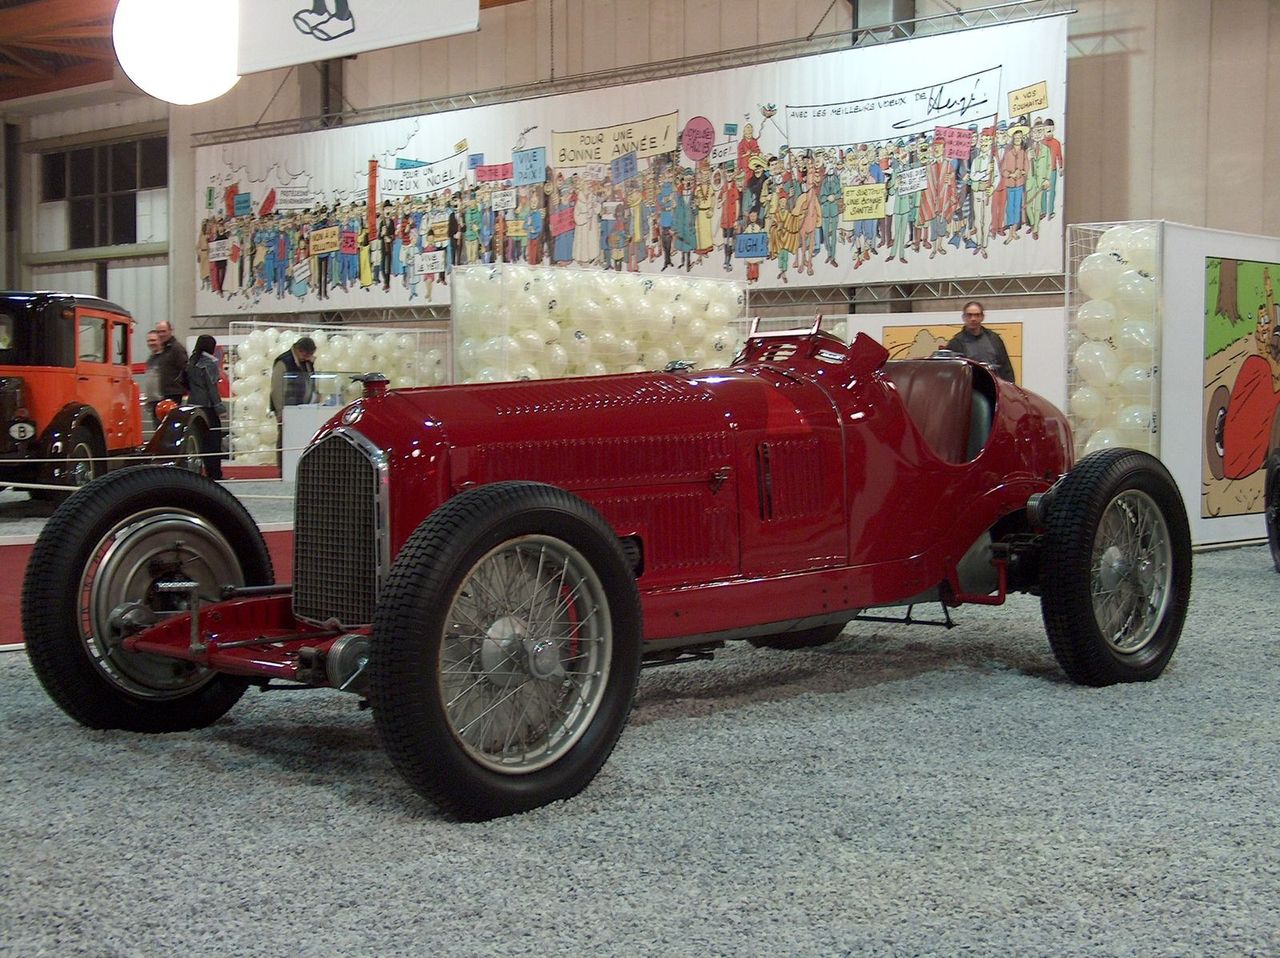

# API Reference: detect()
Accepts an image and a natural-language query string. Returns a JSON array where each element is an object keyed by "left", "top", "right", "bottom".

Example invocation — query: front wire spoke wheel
[
  {"left": 1090, "top": 490, "right": 1172, "bottom": 656},
  {"left": 1041, "top": 449, "right": 1191, "bottom": 687},
  {"left": 441, "top": 535, "right": 610, "bottom": 775}
]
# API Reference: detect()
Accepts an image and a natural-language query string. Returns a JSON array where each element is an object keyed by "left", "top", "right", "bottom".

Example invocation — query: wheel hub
[
  {"left": 479, "top": 615, "right": 527, "bottom": 687},
  {"left": 1098, "top": 544, "right": 1131, "bottom": 592}
]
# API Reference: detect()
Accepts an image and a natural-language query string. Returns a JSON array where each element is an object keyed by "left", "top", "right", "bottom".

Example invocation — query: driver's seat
[{"left": 883, "top": 359, "right": 993, "bottom": 464}]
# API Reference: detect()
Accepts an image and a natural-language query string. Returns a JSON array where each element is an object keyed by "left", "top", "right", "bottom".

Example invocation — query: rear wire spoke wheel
[
  {"left": 1041, "top": 448, "right": 1192, "bottom": 686},
  {"left": 22, "top": 466, "right": 273, "bottom": 731},
  {"left": 370, "top": 482, "right": 642, "bottom": 821}
]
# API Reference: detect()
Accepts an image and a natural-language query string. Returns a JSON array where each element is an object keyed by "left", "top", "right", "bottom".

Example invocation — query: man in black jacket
[
  {"left": 154, "top": 319, "right": 188, "bottom": 404},
  {"left": 946, "top": 301, "right": 1016, "bottom": 383}
]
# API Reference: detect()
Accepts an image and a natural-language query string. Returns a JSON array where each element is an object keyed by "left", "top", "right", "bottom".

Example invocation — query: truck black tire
[
  {"left": 370, "top": 481, "right": 643, "bottom": 821},
  {"left": 22, "top": 466, "right": 273, "bottom": 731},
  {"left": 1040, "top": 448, "right": 1192, "bottom": 686}
]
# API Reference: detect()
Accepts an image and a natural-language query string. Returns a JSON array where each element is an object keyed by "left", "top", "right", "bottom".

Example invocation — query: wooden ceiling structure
[{"left": 0, "top": 0, "right": 525, "bottom": 105}]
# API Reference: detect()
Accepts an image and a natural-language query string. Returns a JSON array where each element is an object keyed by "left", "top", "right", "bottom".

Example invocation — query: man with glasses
[{"left": 946, "top": 301, "right": 1015, "bottom": 383}]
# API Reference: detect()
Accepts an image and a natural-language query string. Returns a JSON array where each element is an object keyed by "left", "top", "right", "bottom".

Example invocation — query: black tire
[
  {"left": 22, "top": 465, "right": 273, "bottom": 732},
  {"left": 1266, "top": 452, "right": 1280, "bottom": 573},
  {"left": 748, "top": 622, "right": 846, "bottom": 650},
  {"left": 1205, "top": 384, "right": 1230, "bottom": 481},
  {"left": 31, "top": 424, "right": 104, "bottom": 501},
  {"left": 1040, "top": 448, "right": 1192, "bottom": 686},
  {"left": 369, "top": 481, "right": 642, "bottom": 821},
  {"left": 179, "top": 421, "right": 207, "bottom": 475}
]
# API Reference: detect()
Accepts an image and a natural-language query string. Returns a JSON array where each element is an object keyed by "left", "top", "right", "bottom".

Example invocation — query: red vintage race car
[{"left": 23, "top": 321, "right": 1192, "bottom": 820}]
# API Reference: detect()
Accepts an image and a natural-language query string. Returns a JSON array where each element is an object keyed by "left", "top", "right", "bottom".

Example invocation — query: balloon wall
[
  {"left": 1066, "top": 222, "right": 1163, "bottom": 457},
  {"left": 225, "top": 322, "right": 450, "bottom": 464},
  {"left": 448, "top": 265, "right": 749, "bottom": 382}
]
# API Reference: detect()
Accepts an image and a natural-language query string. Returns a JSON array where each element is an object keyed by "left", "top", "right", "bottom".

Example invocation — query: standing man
[
  {"left": 154, "top": 319, "right": 188, "bottom": 405},
  {"left": 143, "top": 329, "right": 164, "bottom": 427},
  {"left": 945, "top": 301, "right": 1015, "bottom": 383}
]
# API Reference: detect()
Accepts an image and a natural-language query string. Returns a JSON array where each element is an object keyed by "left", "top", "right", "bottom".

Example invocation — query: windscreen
[{"left": 0, "top": 301, "right": 75, "bottom": 368}]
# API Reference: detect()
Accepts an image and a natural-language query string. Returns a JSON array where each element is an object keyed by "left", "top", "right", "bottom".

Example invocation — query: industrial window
[{"left": 41, "top": 136, "right": 167, "bottom": 249}]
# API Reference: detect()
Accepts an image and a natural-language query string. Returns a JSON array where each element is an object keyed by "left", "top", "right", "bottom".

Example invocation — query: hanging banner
[
  {"left": 238, "top": 0, "right": 479, "bottom": 75},
  {"left": 196, "top": 15, "right": 1068, "bottom": 315}
]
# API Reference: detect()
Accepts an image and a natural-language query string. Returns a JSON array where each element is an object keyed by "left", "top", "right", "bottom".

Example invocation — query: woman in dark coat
[{"left": 186, "top": 335, "right": 227, "bottom": 480}]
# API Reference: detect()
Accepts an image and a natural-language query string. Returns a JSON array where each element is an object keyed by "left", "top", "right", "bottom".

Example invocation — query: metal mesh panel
[{"left": 293, "top": 433, "right": 380, "bottom": 626}]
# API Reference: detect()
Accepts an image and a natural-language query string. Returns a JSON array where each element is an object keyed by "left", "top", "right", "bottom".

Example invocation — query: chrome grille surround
[{"left": 292, "top": 428, "right": 389, "bottom": 628}]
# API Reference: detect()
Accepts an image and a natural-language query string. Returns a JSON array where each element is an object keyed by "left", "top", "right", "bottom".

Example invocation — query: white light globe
[{"left": 114, "top": 0, "right": 239, "bottom": 105}]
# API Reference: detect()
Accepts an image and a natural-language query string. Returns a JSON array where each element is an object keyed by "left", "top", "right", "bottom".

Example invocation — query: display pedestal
[{"left": 281, "top": 405, "right": 333, "bottom": 482}]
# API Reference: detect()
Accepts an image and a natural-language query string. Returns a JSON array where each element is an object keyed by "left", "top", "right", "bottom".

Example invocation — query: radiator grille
[{"left": 293, "top": 432, "right": 383, "bottom": 626}]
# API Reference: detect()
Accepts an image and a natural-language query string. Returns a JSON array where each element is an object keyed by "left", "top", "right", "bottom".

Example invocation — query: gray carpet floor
[{"left": 1, "top": 545, "right": 1277, "bottom": 957}]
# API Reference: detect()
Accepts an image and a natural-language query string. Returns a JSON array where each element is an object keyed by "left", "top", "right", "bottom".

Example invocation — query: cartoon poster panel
[
  {"left": 195, "top": 16, "right": 1068, "bottom": 316},
  {"left": 1202, "top": 256, "right": 1280, "bottom": 518},
  {"left": 881, "top": 323, "right": 1023, "bottom": 384}
]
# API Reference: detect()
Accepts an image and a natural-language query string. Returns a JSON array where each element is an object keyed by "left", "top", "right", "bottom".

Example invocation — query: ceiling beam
[
  {"left": 10, "top": 40, "right": 118, "bottom": 62},
  {"left": 0, "top": 0, "right": 119, "bottom": 41},
  {"left": 0, "top": 59, "right": 113, "bottom": 101}
]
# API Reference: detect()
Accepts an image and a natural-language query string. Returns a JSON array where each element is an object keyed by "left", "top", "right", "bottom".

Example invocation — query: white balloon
[
  {"left": 1069, "top": 385, "right": 1108, "bottom": 421},
  {"left": 543, "top": 343, "right": 570, "bottom": 378},
  {"left": 1115, "top": 404, "right": 1154, "bottom": 444},
  {"left": 256, "top": 420, "right": 279, "bottom": 445},
  {"left": 232, "top": 360, "right": 248, "bottom": 379},
  {"left": 1095, "top": 226, "right": 1133, "bottom": 261},
  {"left": 239, "top": 392, "right": 267, "bottom": 419},
  {"left": 1125, "top": 225, "right": 1159, "bottom": 274},
  {"left": 476, "top": 366, "right": 505, "bottom": 383},
  {"left": 1075, "top": 341, "right": 1120, "bottom": 389},
  {"left": 593, "top": 329, "right": 621, "bottom": 364},
  {"left": 456, "top": 337, "right": 481, "bottom": 375},
  {"left": 514, "top": 328, "right": 545, "bottom": 357},
  {"left": 1115, "top": 318, "right": 1156, "bottom": 360},
  {"left": 511, "top": 363, "right": 542, "bottom": 381},
  {"left": 706, "top": 301, "right": 733, "bottom": 325},
  {"left": 533, "top": 315, "right": 562, "bottom": 344},
  {"left": 1076, "top": 299, "right": 1117, "bottom": 341},
  {"left": 1112, "top": 269, "right": 1156, "bottom": 318},
  {"left": 645, "top": 347, "right": 671, "bottom": 370},
  {"left": 709, "top": 328, "right": 739, "bottom": 357},
  {"left": 582, "top": 360, "right": 610, "bottom": 377},
  {"left": 1114, "top": 363, "right": 1155, "bottom": 402},
  {"left": 479, "top": 335, "right": 521, "bottom": 370},
  {"left": 328, "top": 337, "right": 350, "bottom": 363},
  {"left": 564, "top": 330, "right": 593, "bottom": 365},
  {"left": 686, "top": 317, "right": 709, "bottom": 345},
  {"left": 1077, "top": 251, "right": 1126, "bottom": 301},
  {"left": 1083, "top": 427, "right": 1122, "bottom": 456},
  {"left": 617, "top": 337, "right": 641, "bottom": 364},
  {"left": 574, "top": 299, "right": 605, "bottom": 332}
]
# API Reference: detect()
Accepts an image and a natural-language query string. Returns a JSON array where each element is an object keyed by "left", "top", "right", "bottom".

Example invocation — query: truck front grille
[{"left": 293, "top": 430, "right": 387, "bottom": 627}]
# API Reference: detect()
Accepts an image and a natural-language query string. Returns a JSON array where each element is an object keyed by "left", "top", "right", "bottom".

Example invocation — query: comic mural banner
[
  {"left": 196, "top": 15, "right": 1068, "bottom": 315},
  {"left": 238, "top": 1, "right": 479, "bottom": 75}
]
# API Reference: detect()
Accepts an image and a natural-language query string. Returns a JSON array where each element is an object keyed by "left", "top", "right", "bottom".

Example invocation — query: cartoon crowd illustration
[{"left": 198, "top": 109, "right": 1063, "bottom": 307}]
